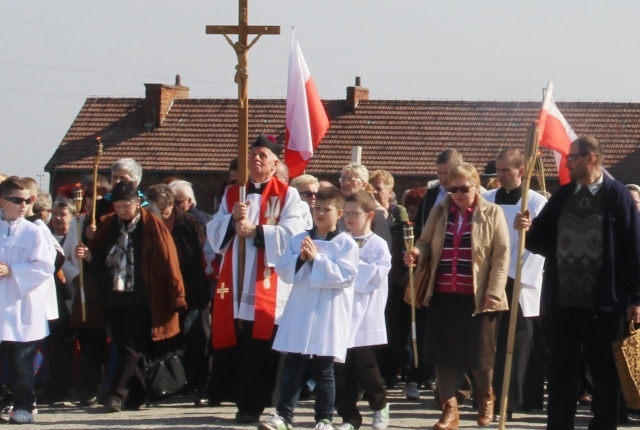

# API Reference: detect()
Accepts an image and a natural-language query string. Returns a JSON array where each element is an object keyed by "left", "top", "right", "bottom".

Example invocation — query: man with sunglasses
[
  {"left": 484, "top": 148, "right": 547, "bottom": 418},
  {"left": 0, "top": 176, "right": 56, "bottom": 424},
  {"left": 515, "top": 136, "right": 640, "bottom": 430}
]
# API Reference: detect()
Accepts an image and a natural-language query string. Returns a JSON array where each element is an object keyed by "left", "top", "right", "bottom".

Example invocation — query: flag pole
[{"left": 498, "top": 121, "right": 539, "bottom": 430}]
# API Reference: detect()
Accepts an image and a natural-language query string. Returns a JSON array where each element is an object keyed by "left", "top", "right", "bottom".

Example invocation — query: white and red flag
[
  {"left": 538, "top": 82, "right": 578, "bottom": 185},
  {"left": 284, "top": 28, "right": 330, "bottom": 178}
]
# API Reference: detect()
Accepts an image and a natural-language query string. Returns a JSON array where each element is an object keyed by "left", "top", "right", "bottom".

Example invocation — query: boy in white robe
[
  {"left": 0, "top": 177, "right": 55, "bottom": 424},
  {"left": 260, "top": 187, "right": 359, "bottom": 430},
  {"left": 335, "top": 191, "right": 392, "bottom": 430}
]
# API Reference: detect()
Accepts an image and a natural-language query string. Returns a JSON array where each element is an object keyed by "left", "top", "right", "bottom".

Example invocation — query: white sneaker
[
  {"left": 334, "top": 424, "right": 355, "bottom": 430},
  {"left": 403, "top": 382, "right": 420, "bottom": 400},
  {"left": 9, "top": 409, "right": 34, "bottom": 424},
  {"left": 372, "top": 403, "right": 389, "bottom": 430},
  {"left": 315, "top": 419, "right": 334, "bottom": 430},
  {"left": 258, "top": 413, "right": 292, "bottom": 430}
]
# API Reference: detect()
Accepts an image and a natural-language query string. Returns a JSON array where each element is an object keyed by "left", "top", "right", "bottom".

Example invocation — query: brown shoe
[
  {"left": 477, "top": 389, "right": 496, "bottom": 426},
  {"left": 433, "top": 397, "right": 459, "bottom": 430}
]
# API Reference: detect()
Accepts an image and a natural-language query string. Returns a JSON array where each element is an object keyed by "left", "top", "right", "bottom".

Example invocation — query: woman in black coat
[{"left": 146, "top": 184, "right": 211, "bottom": 399}]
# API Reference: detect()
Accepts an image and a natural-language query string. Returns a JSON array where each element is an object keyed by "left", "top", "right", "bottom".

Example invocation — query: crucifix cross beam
[
  {"left": 206, "top": 0, "right": 279, "bottom": 307},
  {"left": 205, "top": 0, "right": 280, "bottom": 184}
]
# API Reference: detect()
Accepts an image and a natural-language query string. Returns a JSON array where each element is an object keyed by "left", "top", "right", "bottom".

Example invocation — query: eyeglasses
[
  {"left": 339, "top": 177, "right": 362, "bottom": 184},
  {"left": 300, "top": 191, "right": 317, "bottom": 198},
  {"left": 343, "top": 211, "right": 366, "bottom": 218},
  {"left": 566, "top": 153, "right": 587, "bottom": 162},
  {"left": 3, "top": 196, "right": 33, "bottom": 205},
  {"left": 448, "top": 186, "right": 472, "bottom": 194},
  {"left": 174, "top": 198, "right": 187, "bottom": 205}
]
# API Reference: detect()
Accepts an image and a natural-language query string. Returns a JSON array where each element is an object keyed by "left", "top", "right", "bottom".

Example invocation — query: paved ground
[{"left": 15, "top": 386, "right": 639, "bottom": 429}]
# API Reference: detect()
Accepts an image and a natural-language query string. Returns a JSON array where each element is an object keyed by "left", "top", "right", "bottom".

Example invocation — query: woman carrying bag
[{"left": 404, "top": 162, "right": 510, "bottom": 430}]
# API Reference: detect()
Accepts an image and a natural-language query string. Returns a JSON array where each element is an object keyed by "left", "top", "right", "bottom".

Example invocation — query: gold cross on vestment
[{"left": 217, "top": 283, "right": 230, "bottom": 300}]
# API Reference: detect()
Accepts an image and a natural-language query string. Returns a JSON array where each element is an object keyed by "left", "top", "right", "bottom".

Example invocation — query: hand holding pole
[{"left": 499, "top": 122, "right": 539, "bottom": 430}]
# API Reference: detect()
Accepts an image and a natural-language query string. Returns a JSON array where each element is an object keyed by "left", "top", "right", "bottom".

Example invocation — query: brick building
[{"left": 46, "top": 76, "right": 640, "bottom": 212}]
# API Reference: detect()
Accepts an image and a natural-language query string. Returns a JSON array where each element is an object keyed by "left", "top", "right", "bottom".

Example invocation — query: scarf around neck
[{"left": 106, "top": 211, "right": 141, "bottom": 293}]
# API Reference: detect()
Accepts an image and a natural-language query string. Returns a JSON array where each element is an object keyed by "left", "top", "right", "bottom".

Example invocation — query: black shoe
[
  {"left": 194, "top": 398, "right": 209, "bottom": 407},
  {"left": 123, "top": 400, "right": 148, "bottom": 411},
  {"left": 235, "top": 412, "right": 260, "bottom": 424},
  {"left": 79, "top": 396, "right": 98, "bottom": 407},
  {"left": 103, "top": 396, "right": 122, "bottom": 413}
]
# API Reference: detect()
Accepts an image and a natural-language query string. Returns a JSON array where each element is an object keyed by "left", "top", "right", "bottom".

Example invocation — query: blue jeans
[
  {"left": 277, "top": 353, "right": 335, "bottom": 423},
  {"left": 5, "top": 341, "right": 38, "bottom": 412}
]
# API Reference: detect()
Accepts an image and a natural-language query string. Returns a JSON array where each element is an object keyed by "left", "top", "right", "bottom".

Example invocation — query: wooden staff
[
  {"left": 91, "top": 137, "right": 103, "bottom": 227},
  {"left": 498, "top": 122, "right": 539, "bottom": 430},
  {"left": 535, "top": 154, "right": 547, "bottom": 198},
  {"left": 403, "top": 222, "right": 419, "bottom": 368},
  {"left": 206, "top": 1, "right": 279, "bottom": 309},
  {"left": 72, "top": 186, "right": 87, "bottom": 323}
]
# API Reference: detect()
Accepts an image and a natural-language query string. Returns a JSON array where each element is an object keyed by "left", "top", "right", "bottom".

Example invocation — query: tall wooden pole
[
  {"left": 72, "top": 186, "right": 87, "bottom": 322},
  {"left": 206, "top": 1, "right": 279, "bottom": 307},
  {"left": 91, "top": 137, "right": 103, "bottom": 227},
  {"left": 498, "top": 122, "right": 539, "bottom": 430}
]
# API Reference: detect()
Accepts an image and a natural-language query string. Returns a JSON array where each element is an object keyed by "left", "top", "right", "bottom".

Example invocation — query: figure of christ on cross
[{"left": 206, "top": 0, "right": 280, "bottom": 304}]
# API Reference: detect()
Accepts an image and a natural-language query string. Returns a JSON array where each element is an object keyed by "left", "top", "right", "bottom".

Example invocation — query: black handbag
[{"left": 146, "top": 351, "right": 187, "bottom": 400}]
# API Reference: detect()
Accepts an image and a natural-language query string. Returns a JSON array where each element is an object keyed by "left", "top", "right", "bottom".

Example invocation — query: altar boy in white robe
[
  {"left": 0, "top": 177, "right": 55, "bottom": 424},
  {"left": 207, "top": 135, "right": 310, "bottom": 423},
  {"left": 483, "top": 148, "right": 546, "bottom": 415},
  {"left": 260, "top": 186, "right": 359, "bottom": 430},
  {"left": 335, "top": 191, "right": 392, "bottom": 430}
]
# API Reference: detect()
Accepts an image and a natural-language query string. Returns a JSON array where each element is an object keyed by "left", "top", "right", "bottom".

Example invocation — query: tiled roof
[{"left": 46, "top": 97, "right": 640, "bottom": 184}]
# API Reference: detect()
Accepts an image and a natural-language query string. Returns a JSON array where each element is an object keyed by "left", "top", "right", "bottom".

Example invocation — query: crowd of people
[{"left": 0, "top": 134, "right": 638, "bottom": 430}]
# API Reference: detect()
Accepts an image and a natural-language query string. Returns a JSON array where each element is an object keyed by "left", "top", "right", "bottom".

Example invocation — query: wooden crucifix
[{"left": 206, "top": 0, "right": 280, "bottom": 304}]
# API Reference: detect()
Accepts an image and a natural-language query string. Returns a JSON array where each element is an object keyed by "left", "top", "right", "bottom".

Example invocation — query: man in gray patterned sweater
[{"left": 515, "top": 136, "right": 640, "bottom": 430}]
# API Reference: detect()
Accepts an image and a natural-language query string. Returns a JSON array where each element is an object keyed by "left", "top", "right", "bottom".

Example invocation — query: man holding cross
[{"left": 207, "top": 135, "right": 310, "bottom": 423}]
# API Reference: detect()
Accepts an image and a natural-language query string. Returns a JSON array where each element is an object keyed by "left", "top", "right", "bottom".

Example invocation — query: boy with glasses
[
  {"left": 335, "top": 191, "right": 392, "bottom": 430},
  {"left": 0, "top": 177, "right": 56, "bottom": 424}
]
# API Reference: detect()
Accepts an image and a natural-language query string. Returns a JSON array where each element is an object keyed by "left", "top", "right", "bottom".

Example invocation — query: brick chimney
[
  {"left": 346, "top": 76, "right": 369, "bottom": 111},
  {"left": 143, "top": 75, "right": 189, "bottom": 127}
]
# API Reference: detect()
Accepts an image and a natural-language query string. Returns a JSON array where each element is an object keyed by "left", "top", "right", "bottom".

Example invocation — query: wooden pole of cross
[{"left": 206, "top": 0, "right": 279, "bottom": 307}]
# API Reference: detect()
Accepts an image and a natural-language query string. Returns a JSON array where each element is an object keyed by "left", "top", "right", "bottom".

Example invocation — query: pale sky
[{"left": 2, "top": 0, "right": 640, "bottom": 191}]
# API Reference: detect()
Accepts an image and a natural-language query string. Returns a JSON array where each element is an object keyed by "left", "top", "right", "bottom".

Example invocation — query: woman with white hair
[
  {"left": 90, "top": 158, "right": 147, "bottom": 240},
  {"left": 290, "top": 174, "right": 320, "bottom": 208}
]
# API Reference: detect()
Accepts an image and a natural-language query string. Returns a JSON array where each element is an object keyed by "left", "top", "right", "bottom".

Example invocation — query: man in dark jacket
[
  {"left": 516, "top": 136, "right": 640, "bottom": 430},
  {"left": 412, "top": 149, "right": 463, "bottom": 238}
]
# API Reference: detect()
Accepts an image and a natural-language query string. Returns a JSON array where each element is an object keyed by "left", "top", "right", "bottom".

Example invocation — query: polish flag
[
  {"left": 284, "top": 29, "right": 330, "bottom": 178},
  {"left": 538, "top": 82, "right": 578, "bottom": 185}
]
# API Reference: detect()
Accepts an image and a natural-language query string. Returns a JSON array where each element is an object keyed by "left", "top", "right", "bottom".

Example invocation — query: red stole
[{"left": 212, "top": 178, "right": 289, "bottom": 349}]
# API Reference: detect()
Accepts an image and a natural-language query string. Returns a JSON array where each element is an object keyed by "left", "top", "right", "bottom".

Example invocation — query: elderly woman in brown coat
[
  {"left": 76, "top": 181, "right": 186, "bottom": 412},
  {"left": 405, "top": 162, "right": 509, "bottom": 429}
]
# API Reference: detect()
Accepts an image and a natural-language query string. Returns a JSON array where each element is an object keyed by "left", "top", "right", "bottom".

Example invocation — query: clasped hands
[{"left": 299, "top": 236, "right": 317, "bottom": 261}]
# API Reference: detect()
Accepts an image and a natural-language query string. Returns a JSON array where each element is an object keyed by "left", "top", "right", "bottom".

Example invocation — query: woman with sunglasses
[{"left": 404, "top": 162, "right": 510, "bottom": 430}]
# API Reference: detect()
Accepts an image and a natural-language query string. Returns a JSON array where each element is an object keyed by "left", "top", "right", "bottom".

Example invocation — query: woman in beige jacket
[{"left": 405, "top": 162, "right": 510, "bottom": 430}]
